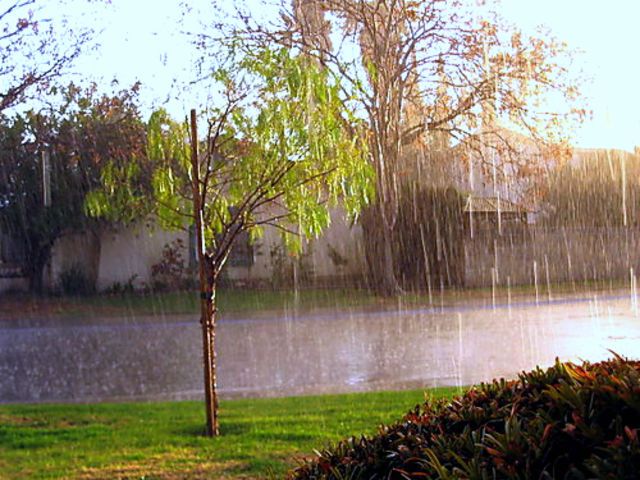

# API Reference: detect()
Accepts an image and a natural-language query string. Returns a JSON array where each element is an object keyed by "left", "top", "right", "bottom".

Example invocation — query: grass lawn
[
  {"left": 0, "top": 288, "right": 383, "bottom": 322},
  {"left": 0, "top": 387, "right": 460, "bottom": 479},
  {"left": 68, "top": 288, "right": 383, "bottom": 317},
  {"left": 0, "top": 276, "right": 630, "bottom": 322}
]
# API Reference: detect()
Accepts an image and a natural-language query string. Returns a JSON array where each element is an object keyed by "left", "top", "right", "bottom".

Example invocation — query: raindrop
[
  {"left": 544, "top": 255, "right": 552, "bottom": 302},
  {"left": 630, "top": 267, "right": 637, "bottom": 314},
  {"left": 533, "top": 260, "right": 539, "bottom": 305},
  {"left": 491, "top": 267, "right": 497, "bottom": 309}
]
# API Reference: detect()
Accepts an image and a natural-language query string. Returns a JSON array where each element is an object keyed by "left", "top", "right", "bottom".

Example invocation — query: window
[{"left": 227, "top": 229, "right": 253, "bottom": 267}]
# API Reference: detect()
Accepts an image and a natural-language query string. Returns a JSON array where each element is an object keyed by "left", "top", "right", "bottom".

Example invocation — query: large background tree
[
  {"left": 0, "top": 84, "right": 146, "bottom": 292},
  {"left": 206, "top": 0, "right": 585, "bottom": 294},
  {"left": 0, "top": 0, "right": 97, "bottom": 113},
  {"left": 86, "top": 46, "right": 372, "bottom": 436}
]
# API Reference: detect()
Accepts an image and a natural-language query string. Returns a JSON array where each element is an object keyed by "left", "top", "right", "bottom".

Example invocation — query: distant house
[
  {"left": 464, "top": 195, "right": 531, "bottom": 232},
  {"left": 0, "top": 128, "right": 548, "bottom": 295},
  {"left": 0, "top": 206, "right": 368, "bottom": 294}
]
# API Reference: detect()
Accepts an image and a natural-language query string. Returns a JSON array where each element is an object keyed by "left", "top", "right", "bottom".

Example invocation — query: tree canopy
[
  {"left": 205, "top": 0, "right": 586, "bottom": 293},
  {"left": 87, "top": 46, "right": 372, "bottom": 268},
  {"left": 0, "top": 83, "right": 146, "bottom": 291},
  {"left": 0, "top": 0, "right": 99, "bottom": 113}
]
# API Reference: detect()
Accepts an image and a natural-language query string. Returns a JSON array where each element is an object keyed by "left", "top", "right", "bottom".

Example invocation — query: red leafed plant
[
  {"left": 290, "top": 354, "right": 640, "bottom": 479},
  {"left": 150, "top": 239, "right": 192, "bottom": 291}
]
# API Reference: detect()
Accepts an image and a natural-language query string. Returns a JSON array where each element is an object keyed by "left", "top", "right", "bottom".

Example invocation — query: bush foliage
[
  {"left": 150, "top": 239, "right": 192, "bottom": 291},
  {"left": 290, "top": 356, "right": 640, "bottom": 479},
  {"left": 59, "top": 263, "right": 94, "bottom": 296}
]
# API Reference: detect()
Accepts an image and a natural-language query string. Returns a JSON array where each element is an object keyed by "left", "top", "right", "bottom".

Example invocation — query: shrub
[
  {"left": 290, "top": 355, "right": 640, "bottom": 479},
  {"left": 103, "top": 274, "right": 138, "bottom": 295},
  {"left": 150, "top": 239, "right": 192, "bottom": 291},
  {"left": 59, "top": 263, "right": 94, "bottom": 296}
]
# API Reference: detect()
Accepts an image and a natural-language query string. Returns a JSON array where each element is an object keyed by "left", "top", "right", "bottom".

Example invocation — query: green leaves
[
  {"left": 88, "top": 44, "right": 372, "bottom": 270},
  {"left": 205, "top": 47, "right": 372, "bottom": 255},
  {"left": 147, "top": 109, "right": 191, "bottom": 172},
  {"left": 85, "top": 159, "right": 147, "bottom": 224}
]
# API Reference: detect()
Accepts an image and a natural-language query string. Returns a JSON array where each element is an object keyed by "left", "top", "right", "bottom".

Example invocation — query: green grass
[
  {"left": 67, "top": 288, "right": 383, "bottom": 316},
  {"left": 2, "top": 276, "right": 631, "bottom": 323},
  {"left": 0, "top": 288, "right": 386, "bottom": 322},
  {"left": 0, "top": 387, "right": 460, "bottom": 479}
]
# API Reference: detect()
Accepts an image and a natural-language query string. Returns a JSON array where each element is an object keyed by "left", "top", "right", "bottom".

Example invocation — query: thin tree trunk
[
  {"left": 190, "top": 108, "right": 220, "bottom": 437},
  {"left": 201, "top": 272, "right": 219, "bottom": 436}
]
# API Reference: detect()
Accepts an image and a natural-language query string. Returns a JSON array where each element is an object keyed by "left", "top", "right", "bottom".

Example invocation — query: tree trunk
[
  {"left": 189, "top": 108, "right": 220, "bottom": 437},
  {"left": 362, "top": 202, "right": 403, "bottom": 296},
  {"left": 26, "top": 244, "right": 51, "bottom": 294},
  {"left": 201, "top": 272, "right": 219, "bottom": 437}
]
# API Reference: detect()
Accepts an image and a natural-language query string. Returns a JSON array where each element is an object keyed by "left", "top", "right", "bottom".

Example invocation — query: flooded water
[{"left": 1, "top": 291, "right": 639, "bottom": 403}]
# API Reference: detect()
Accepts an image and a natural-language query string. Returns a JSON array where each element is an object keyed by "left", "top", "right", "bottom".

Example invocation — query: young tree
[
  {"left": 0, "top": 84, "right": 146, "bottom": 292},
  {"left": 86, "top": 47, "right": 372, "bottom": 436},
  {"left": 207, "top": 0, "right": 585, "bottom": 294}
]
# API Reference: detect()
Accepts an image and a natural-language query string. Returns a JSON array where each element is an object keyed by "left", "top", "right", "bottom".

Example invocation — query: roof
[
  {"left": 448, "top": 124, "right": 540, "bottom": 156},
  {"left": 463, "top": 196, "right": 529, "bottom": 214}
]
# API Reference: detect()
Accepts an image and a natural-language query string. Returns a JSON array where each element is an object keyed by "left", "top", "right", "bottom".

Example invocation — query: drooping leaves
[{"left": 88, "top": 46, "right": 373, "bottom": 266}]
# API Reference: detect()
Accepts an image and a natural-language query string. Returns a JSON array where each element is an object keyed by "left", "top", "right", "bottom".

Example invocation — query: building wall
[
  {"left": 43, "top": 223, "right": 188, "bottom": 292},
  {"left": 8, "top": 220, "right": 640, "bottom": 294},
  {"left": 95, "top": 224, "right": 187, "bottom": 291},
  {"left": 48, "top": 231, "right": 101, "bottom": 290},
  {"left": 42, "top": 209, "right": 367, "bottom": 293},
  {"left": 224, "top": 208, "right": 368, "bottom": 287},
  {"left": 306, "top": 213, "right": 366, "bottom": 281},
  {"left": 0, "top": 277, "right": 28, "bottom": 293}
]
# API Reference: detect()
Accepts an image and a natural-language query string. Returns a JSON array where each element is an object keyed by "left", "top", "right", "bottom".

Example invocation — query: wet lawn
[
  {"left": 0, "top": 278, "right": 627, "bottom": 323},
  {"left": 0, "top": 288, "right": 382, "bottom": 321},
  {"left": 0, "top": 387, "right": 459, "bottom": 479}
]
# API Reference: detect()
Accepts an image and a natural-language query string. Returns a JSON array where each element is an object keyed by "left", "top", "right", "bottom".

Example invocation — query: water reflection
[{"left": 1, "top": 292, "right": 639, "bottom": 403}]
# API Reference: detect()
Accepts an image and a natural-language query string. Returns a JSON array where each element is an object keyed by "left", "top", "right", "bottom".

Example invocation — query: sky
[
  {"left": 499, "top": 0, "right": 640, "bottom": 151},
  {"left": 67, "top": 0, "right": 640, "bottom": 151}
]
